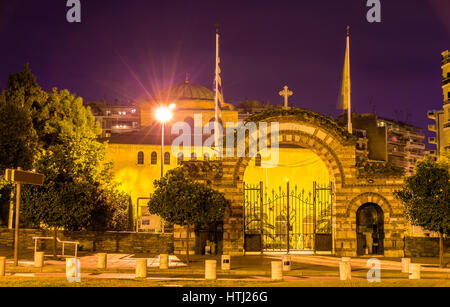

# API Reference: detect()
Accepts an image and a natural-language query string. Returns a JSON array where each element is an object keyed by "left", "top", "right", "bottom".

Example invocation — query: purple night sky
[{"left": 0, "top": 0, "right": 449, "bottom": 143}]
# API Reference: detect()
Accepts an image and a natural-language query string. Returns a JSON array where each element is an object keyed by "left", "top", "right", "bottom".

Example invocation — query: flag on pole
[
  {"left": 214, "top": 26, "right": 224, "bottom": 148},
  {"left": 339, "top": 26, "right": 352, "bottom": 134}
]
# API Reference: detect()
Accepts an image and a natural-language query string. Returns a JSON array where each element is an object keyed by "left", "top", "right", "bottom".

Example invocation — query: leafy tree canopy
[
  {"left": 0, "top": 64, "right": 129, "bottom": 231},
  {"left": 148, "top": 168, "right": 228, "bottom": 227},
  {"left": 395, "top": 156, "right": 450, "bottom": 235}
]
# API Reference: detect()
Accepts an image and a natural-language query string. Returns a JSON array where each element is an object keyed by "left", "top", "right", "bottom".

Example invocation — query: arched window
[
  {"left": 164, "top": 152, "right": 170, "bottom": 165},
  {"left": 177, "top": 152, "right": 184, "bottom": 165},
  {"left": 255, "top": 154, "right": 262, "bottom": 167},
  {"left": 137, "top": 152, "right": 144, "bottom": 165},
  {"left": 191, "top": 152, "right": 197, "bottom": 161},
  {"left": 151, "top": 152, "right": 157, "bottom": 165},
  {"left": 204, "top": 153, "right": 210, "bottom": 162}
]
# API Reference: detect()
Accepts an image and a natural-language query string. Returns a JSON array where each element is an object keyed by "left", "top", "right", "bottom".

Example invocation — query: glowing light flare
[{"left": 155, "top": 107, "right": 173, "bottom": 123}]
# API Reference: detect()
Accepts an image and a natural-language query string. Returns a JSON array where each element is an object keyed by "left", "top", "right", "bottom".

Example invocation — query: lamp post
[
  {"left": 155, "top": 104, "right": 175, "bottom": 178},
  {"left": 155, "top": 104, "right": 175, "bottom": 234}
]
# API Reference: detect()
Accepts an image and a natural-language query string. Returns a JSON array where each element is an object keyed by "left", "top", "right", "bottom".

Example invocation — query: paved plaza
[{"left": 1, "top": 248, "right": 449, "bottom": 282}]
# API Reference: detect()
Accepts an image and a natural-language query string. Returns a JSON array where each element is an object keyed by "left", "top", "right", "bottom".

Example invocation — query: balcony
[
  {"left": 444, "top": 122, "right": 450, "bottom": 130},
  {"left": 428, "top": 137, "right": 437, "bottom": 144},
  {"left": 427, "top": 111, "right": 436, "bottom": 119},
  {"left": 444, "top": 99, "right": 450, "bottom": 106},
  {"left": 443, "top": 55, "right": 450, "bottom": 66},
  {"left": 443, "top": 77, "right": 450, "bottom": 87},
  {"left": 406, "top": 142, "right": 425, "bottom": 149},
  {"left": 428, "top": 124, "right": 437, "bottom": 132}
]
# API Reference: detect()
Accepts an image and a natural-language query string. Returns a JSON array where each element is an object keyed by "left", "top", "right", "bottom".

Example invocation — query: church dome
[{"left": 156, "top": 80, "right": 215, "bottom": 102}]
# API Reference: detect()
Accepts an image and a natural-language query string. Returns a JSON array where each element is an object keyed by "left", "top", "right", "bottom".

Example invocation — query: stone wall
[
  {"left": 404, "top": 236, "right": 450, "bottom": 257},
  {"left": 0, "top": 228, "right": 173, "bottom": 255},
  {"left": 173, "top": 225, "right": 196, "bottom": 255},
  {"left": 212, "top": 114, "right": 409, "bottom": 257}
]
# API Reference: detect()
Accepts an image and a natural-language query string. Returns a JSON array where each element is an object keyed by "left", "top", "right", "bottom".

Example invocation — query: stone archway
[{"left": 217, "top": 110, "right": 358, "bottom": 255}]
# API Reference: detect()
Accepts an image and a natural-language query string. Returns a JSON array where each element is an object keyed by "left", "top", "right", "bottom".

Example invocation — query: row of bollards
[
  {"left": 13, "top": 251, "right": 424, "bottom": 282},
  {"left": 338, "top": 257, "right": 422, "bottom": 281}
]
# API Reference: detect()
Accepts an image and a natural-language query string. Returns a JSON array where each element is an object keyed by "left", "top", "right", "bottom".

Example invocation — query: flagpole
[
  {"left": 214, "top": 25, "right": 220, "bottom": 150},
  {"left": 347, "top": 26, "right": 352, "bottom": 134}
]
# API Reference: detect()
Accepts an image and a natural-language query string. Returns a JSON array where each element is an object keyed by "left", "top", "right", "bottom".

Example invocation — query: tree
[
  {"left": 0, "top": 64, "right": 46, "bottom": 227},
  {"left": 148, "top": 168, "right": 228, "bottom": 264},
  {"left": 21, "top": 89, "right": 130, "bottom": 256},
  {"left": 0, "top": 65, "right": 130, "bottom": 237},
  {"left": 395, "top": 156, "right": 450, "bottom": 268},
  {"left": 0, "top": 94, "right": 38, "bottom": 171}
]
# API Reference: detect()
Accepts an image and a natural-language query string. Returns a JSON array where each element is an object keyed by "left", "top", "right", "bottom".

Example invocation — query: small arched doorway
[{"left": 356, "top": 203, "right": 384, "bottom": 256}]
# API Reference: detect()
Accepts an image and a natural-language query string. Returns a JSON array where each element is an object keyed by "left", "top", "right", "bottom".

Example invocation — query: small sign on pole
[{"left": 5, "top": 169, "right": 44, "bottom": 266}]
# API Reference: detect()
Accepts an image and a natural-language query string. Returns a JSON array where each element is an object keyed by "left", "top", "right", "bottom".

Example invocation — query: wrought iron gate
[{"left": 243, "top": 181, "right": 333, "bottom": 253}]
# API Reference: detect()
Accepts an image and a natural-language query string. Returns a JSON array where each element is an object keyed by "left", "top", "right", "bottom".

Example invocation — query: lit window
[
  {"left": 137, "top": 152, "right": 144, "bottom": 165},
  {"left": 164, "top": 152, "right": 170, "bottom": 165},
  {"left": 151, "top": 152, "right": 157, "bottom": 165}
]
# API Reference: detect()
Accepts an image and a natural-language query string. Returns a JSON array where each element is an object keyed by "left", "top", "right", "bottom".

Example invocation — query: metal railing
[{"left": 33, "top": 236, "right": 79, "bottom": 258}]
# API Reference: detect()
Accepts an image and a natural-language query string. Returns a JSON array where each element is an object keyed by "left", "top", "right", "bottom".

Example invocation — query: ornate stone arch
[
  {"left": 346, "top": 192, "right": 394, "bottom": 219},
  {"left": 230, "top": 110, "right": 357, "bottom": 188}
]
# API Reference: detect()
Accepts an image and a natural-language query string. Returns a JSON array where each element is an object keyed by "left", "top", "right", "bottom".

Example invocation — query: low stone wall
[
  {"left": 173, "top": 225, "right": 196, "bottom": 255},
  {"left": 0, "top": 228, "right": 173, "bottom": 255},
  {"left": 404, "top": 236, "right": 450, "bottom": 257}
]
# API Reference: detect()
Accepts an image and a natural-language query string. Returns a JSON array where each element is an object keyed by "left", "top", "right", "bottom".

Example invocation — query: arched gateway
[{"left": 188, "top": 109, "right": 407, "bottom": 257}]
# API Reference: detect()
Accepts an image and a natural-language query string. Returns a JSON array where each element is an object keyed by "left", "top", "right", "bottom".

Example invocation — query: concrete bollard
[
  {"left": 282, "top": 255, "right": 292, "bottom": 272},
  {"left": 97, "top": 253, "right": 107, "bottom": 270},
  {"left": 0, "top": 257, "right": 5, "bottom": 276},
  {"left": 339, "top": 261, "right": 352, "bottom": 281},
  {"left": 34, "top": 251, "right": 45, "bottom": 268},
  {"left": 66, "top": 258, "right": 81, "bottom": 283},
  {"left": 160, "top": 254, "right": 169, "bottom": 270},
  {"left": 409, "top": 264, "right": 421, "bottom": 280},
  {"left": 205, "top": 260, "right": 217, "bottom": 280},
  {"left": 271, "top": 261, "right": 283, "bottom": 281},
  {"left": 401, "top": 258, "right": 411, "bottom": 273},
  {"left": 221, "top": 255, "right": 231, "bottom": 271},
  {"left": 135, "top": 259, "right": 147, "bottom": 278}
]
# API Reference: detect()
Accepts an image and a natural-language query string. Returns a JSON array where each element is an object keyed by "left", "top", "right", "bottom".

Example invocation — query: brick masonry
[
  {"left": 0, "top": 228, "right": 173, "bottom": 255},
  {"left": 192, "top": 115, "right": 409, "bottom": 257},
  {"left": 404, "top": 237, "right": 450, "bottom": 258}
]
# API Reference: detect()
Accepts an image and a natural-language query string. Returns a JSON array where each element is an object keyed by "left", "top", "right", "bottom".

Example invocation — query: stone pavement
[
  {"left": 284, "top": 255, "right": 450, "bottom": 273},
  {"left": 3, "top": 253, "right": 450, "bottom": 281},
  {"left": 6, "top": 254, "right": 186, "bottom": 269}
]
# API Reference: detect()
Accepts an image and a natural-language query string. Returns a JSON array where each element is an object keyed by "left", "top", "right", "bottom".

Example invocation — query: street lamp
[{"left": 155, "top": 104, "right": 175, "bottom": 178}]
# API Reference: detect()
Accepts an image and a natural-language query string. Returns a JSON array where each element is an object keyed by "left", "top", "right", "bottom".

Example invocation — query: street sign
[
  {"left": 4, "top": 168, "right": 45, "bottom": 266},
  {"left": 5, "top": 169, "right": 44, "bottom": 186}
]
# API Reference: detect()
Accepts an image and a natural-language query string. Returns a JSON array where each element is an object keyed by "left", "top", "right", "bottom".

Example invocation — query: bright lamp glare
[
  {"left": 169, "top": 103, "right": 176, "bottom": 110},
  {"left": 156, "top": 107, "right": 173, "bottom": 123}
]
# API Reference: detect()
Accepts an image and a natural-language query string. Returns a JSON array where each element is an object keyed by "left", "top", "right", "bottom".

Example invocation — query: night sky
[{"left": 0, "top": 0, "right": 449, "bottom": 142}]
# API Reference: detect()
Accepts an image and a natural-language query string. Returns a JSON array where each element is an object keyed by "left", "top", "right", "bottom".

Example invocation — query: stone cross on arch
[{"left": 279, "top": 85, "right": 293, "bottom": 110}]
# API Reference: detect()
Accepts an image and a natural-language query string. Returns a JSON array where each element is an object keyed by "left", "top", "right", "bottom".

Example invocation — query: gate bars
[{"left": 243, "top": 181, "right": 333, "bottom": 253}]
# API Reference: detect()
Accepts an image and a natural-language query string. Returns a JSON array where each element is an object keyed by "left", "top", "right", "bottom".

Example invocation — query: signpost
[{"left": 5, "top": 168, "right": 44, "bottom": 266}]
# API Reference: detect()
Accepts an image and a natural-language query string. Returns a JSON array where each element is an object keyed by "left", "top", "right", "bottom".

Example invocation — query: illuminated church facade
[{"left": 104, "top": 79, "right": 408, "bottom": 257}]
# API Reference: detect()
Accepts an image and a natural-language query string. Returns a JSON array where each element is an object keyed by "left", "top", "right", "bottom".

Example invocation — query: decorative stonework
[{"left": 185, "top": 111, "right": 408, "bottom": 257}]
